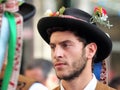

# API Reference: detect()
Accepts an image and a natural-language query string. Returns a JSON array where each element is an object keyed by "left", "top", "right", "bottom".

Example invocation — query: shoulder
[
  {"left": 17, "top": 75, "right": 36, "bottom": 90},
  {"left": 96, "top": 81, "right": 116, "bottom": 90}
]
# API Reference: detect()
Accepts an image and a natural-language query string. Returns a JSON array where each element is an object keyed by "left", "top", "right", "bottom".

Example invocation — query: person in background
[
  {"left": 24, "top": 58, "right": 53, "bottom": 87},
  {"left": 109, "top": 76, "right": 120, "bottom": 90},
  {"left": 37, "top": 6, "right": 116, "bottom": 90},
  {"left": 0, "top": 64, "right": 48, "bottom": 90}
]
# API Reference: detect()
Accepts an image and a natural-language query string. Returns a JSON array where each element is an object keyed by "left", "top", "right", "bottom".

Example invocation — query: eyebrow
[
  {"left": 50, "top": 40, "right": 73, "bottom": 45},
  {"left": 60, "top": 40, "right": 72, "bottom": 44}
]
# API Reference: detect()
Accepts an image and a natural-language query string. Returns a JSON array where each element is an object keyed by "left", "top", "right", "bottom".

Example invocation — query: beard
[{"left": 56, "top": 52, "right": 87, "bottom": 81}]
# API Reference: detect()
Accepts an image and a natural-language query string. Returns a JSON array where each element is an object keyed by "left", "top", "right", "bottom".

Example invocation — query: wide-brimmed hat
[
  {"left": 37, "top": 7, "right": 112, "bottom": 63},
  {"left": 18, "top": 2, "right": 36, "bottom": 21}
]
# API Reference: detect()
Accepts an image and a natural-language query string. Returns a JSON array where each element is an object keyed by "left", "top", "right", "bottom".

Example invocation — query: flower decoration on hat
[
  {"left": 45, "top": 6, "right": 65, "bottom": 16},
  {"left": 90, "top": 6, "right": 113, "bottom": 29}
]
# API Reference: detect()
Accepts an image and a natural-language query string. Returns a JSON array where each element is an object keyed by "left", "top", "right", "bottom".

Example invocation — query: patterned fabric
[
  {"left": 94, "top": 60, "right": 108, "bottom": 84},
  {"left": 100, "top": 60, "right": 107, "bottom": 84},
  {"left": 8, "top": 13, "right": 23, "bottom": 90}
]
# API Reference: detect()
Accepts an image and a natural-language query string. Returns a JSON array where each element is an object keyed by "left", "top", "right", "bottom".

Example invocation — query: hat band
[{"left": 60, "top": 15, "right": 88, "bottom": 23}]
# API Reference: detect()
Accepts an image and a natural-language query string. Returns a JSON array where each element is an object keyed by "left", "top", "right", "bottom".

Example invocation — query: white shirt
[
  {"left": 60, "top": 74, "right": 97, "bottom": 90},
  {"left": 29, "top": 83, "right": 48, "bottom": 90}
]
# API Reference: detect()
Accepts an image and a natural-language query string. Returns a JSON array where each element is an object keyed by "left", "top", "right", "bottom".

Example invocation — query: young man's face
[{"left": 49, "top": 31, "right": 88, "bottom": 80}]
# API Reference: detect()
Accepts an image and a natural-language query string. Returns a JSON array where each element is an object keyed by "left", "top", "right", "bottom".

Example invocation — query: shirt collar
[
  {"left": 60, "top": 81, "right": 64, "bottom": 90},
  {"left": 84, "top": 74, "right": 97, "bottom": 90},
  {"left": 60, "top": 74, "right": 97, "bottom": 90}
]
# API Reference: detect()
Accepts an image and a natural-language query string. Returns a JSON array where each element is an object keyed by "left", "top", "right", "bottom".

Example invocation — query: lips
[{"left": 54, "top": 62, "right": 66, "bottom": 68}]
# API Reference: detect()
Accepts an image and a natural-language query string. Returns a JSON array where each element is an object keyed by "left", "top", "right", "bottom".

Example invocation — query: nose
[{"left": 52, "top": 46, "right": 64, "bottom": 59}]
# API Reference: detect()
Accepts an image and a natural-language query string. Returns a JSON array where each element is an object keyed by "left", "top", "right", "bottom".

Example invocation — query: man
[
  {"left": 24, "top": 58, "right": 53, "bottom": 86},
  {"left": 37, "top": 7, "right": 115, "bottom": 90}
]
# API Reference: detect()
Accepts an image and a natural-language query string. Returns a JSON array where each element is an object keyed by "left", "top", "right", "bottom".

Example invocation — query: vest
[{"left": 53, "top": 82, "right": 116, "bottom": 90}]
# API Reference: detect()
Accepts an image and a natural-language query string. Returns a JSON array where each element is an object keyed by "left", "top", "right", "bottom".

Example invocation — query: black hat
[
  {"left": 18, "top": 2, "right": 36, "bottom": 21},
  {"left": 37, "top": 7, "right": 112, "bottom": 63}
]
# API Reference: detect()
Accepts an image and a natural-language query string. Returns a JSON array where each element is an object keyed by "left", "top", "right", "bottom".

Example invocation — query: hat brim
[
  {"left": 37, "top": 17, "right": 112, "bottom": 63},
  {"left": 18, "top": 3, "right": 36, "bottom": 21}
]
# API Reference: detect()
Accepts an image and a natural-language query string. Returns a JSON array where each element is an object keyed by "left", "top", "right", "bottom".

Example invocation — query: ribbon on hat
[
  {"left": 93, "top": 60, "right": 107, "bottom": 84},
  {"left": 0, "top": 15, "right": 9, "bottom": 72},
  {"left": 8, "top": 13, "right": 23, "bottom": 90},
  {"left": 0, "top": 0, "right": 23, "bottom": 90},
  {"left": 93, "top": 62, "right": 102, "bottom": 80},
  {"left": 0, "top": 0, "right": 18, "bottom": 72},
  {"left": 1, "top": 12, "right": 17, "bottom": 90}
]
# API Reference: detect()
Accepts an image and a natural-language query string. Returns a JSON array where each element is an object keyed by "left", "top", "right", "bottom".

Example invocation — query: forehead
[{"left": 50, "top": 31, "right": 80, "bottom": 43}]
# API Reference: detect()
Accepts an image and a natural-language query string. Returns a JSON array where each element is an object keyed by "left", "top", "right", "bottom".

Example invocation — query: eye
[
  {"left": 50, "top": 44, "right": 55, "bottom": 49},
  {"left": 61, "top": 43, "right": 71, "bottom": 48}
]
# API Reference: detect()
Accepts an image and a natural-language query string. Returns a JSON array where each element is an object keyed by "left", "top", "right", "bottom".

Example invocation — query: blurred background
[{"left": 21, "top": 0, "right": 120, "bottom": 89}]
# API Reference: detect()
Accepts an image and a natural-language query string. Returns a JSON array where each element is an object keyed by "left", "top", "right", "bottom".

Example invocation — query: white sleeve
[{"left": 29, "top": 83, "right": 48, "bottom": 90}]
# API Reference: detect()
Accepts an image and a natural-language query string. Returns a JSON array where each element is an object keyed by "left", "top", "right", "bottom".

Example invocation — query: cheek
[
  {"left": 51, "top": 53, "right": 55, "bottom": 64},
  {"left": 34, "top": 72, "right": 43, "bottom": 80},
  {"left": 71, "top": 50, "right": 86, "bottom": 65},
  {"left": 67, "top": 48, "right": 83, "bottom": 59},
  {"left": 51, "top": 52, "right": 54, "bottom": 58},
  {"left": 25, "top": 70, "right": 32, "bottom": 76}
]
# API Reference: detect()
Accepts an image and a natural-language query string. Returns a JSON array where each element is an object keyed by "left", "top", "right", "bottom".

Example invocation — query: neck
[
  {"left": 62, "top": 60, "right": 93, "bottom": 90},
  {"left": 38, "top": 79, "right": 47, "bottom": 86}
]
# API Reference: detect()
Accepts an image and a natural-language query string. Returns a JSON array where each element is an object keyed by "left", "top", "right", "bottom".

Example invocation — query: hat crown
[{"left": 63, "top": 8, "right": 92, "bottom": 23}]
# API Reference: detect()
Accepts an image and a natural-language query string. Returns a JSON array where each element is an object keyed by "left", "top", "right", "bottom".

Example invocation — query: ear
[{"left": 85, "top": 43, "right": 97, "bottom": 60}]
